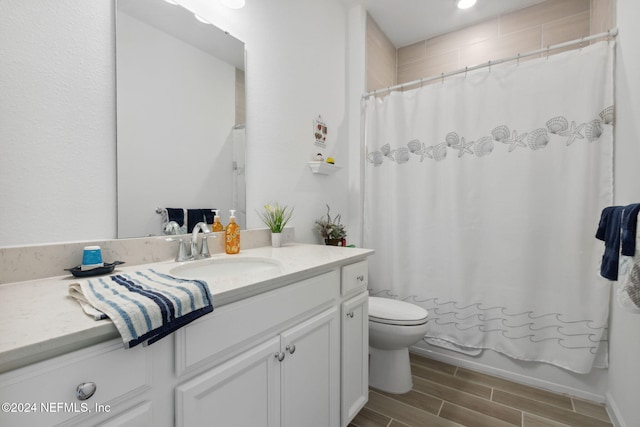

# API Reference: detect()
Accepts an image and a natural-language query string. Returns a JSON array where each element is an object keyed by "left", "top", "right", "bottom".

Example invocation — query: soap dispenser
[
  {"left": 211, "top": 209, "right": 224, "bottom": 232},
  {"left": 225, "top": 209, "right": 240, "bottom": 254}
]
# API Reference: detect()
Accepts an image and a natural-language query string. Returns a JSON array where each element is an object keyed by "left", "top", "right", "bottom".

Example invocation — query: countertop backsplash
[{"left": 0, "top": 228, "right": 295, "bottom": 285}]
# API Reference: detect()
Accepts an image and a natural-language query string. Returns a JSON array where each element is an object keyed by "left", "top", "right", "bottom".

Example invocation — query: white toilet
[{"left": 368, "top": 297, "right": 429, "bottom": 394}]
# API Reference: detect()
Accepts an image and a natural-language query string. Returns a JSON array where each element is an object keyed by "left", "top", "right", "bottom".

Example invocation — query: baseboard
[
  {"left": 605, "top": 392, "right": 625, "bottom": 427},
  {"left": 410, "top": 345, "right": 605, "bottom": 403}
]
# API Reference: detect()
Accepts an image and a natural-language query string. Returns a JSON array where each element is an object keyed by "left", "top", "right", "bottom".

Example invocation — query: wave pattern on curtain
[{"left": 363, "top": 42, "right": 614, "bottom": 374}]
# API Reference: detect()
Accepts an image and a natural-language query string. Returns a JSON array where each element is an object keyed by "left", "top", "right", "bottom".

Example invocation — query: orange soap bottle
[
  {"left": 212, "top": 209, "right": 224, "bottom": 232},
  {"left": 225, "top": 209, "right": 240, "bottom": 254}
]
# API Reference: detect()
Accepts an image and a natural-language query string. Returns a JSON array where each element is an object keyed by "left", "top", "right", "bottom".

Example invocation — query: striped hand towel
[{"left": 69, "top": 269, "right": 213, "bottom": 348}]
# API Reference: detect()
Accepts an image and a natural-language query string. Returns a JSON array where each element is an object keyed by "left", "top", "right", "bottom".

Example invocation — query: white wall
[
  {"left": 0, "top": 0, "right": 116, "bottom": 246},
  {"left": 116, "top": 11, "right": 236, "bottom": 238},
  {"left": 607, "top": 0, "right": 640, "bottom": 425},
  {"left": 346, "top": 5, "right": 368, "bottom": 247},
  {"left": 181, "top": 0, "right": 351, "bottom": 244}
]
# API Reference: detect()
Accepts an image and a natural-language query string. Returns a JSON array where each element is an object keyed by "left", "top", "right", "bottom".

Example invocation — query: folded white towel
[{"left": 69, "top": 269, "right": 213, "bottom": 348}]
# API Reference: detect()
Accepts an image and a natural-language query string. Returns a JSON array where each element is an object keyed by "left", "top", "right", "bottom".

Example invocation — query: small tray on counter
[{"left": 65, "top": 261, "right": 126, "bottom": 278}]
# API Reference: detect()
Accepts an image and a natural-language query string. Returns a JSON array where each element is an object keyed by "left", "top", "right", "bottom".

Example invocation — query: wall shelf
[{"left": 308, "top": 161, "right": 341, "bottom": 175}]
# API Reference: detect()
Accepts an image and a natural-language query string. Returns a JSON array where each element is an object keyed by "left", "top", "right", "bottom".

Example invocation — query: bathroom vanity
[{"left": 0, "top": 243, "right": 372, "bottom": 427}]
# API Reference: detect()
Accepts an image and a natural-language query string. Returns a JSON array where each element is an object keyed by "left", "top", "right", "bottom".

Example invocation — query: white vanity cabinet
[
  {"left": 340, "top": 261, "right": 369, "bottom": 427},
  {"left": 341, "top": 291, "right": 368, "bottom": 426}
]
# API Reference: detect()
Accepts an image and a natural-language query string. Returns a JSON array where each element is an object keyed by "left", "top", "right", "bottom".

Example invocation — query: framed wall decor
[{"left": 314, "top": 115, "right": 327, "bottom": 147}]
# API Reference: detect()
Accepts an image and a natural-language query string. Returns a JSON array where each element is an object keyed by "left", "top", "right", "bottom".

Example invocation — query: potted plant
[
  {"left": 315, "top": 204, "right": 347, "bottom": 246},
  {"left": 257, "top": 203, "right": 294, "bottom": 247}
]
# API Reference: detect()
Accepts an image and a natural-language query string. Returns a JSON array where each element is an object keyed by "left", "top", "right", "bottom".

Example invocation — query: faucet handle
[
  {"left": 200, "top": 235, "right": 212, "bottom": 258},
  {"left": 165, "top": 236, "right": 190, "bottom": 262},
  {"left": 176, "top": 239, "right": 190, "bottom": 262}
]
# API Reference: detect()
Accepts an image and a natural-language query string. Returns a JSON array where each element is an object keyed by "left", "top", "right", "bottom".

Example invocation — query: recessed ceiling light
[{"left": 457, "top": 0, "right": 477, "bottom": 9}]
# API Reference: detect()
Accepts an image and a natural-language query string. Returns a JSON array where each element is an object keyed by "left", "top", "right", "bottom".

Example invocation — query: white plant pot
[{"left": 271, "top": 232, "right": 282, "bottom": 248}]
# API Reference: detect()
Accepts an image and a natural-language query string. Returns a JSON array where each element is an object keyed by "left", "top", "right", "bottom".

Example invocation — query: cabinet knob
[
  {"left": 286, "top": 344, "right": 296, "bottom": 354},
  {"left": 346, "top": 312, "right": 355, "bottom": 318},
  {"left": 275, "top": 352, "right": 285, "bottom": 362},
  {"left": 357, "top": 275, "right": 365, "bottom": 281},
  {"left": 76, "top": 382, "right": 97, "bottom": 401}
]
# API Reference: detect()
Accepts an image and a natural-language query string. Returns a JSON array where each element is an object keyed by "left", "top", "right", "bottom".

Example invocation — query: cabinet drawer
[
  {"left": 96, "top": 401, "right": 153, "bottom": 427},
  {"left": 0, "top": 340, "right": 149, "bottom": 427},
  {"left": 341, "top": 260, "right": 368, "bottom": 296},
  {"left": 176, "top": 270, "right": 340, "bottom": 375}
]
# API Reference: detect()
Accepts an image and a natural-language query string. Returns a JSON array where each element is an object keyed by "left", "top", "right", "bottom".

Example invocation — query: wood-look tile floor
[{"left": 349, "top": 353, "right": 612, "bottom": 427}]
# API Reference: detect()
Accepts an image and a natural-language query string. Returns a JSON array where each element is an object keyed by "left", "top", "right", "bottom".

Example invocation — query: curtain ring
[
  {"left": 441, "top": 72, "right": 444, "bottom": 84},
  {"left": 580, "top": 36, "right": 585, "bottom": 50},
  {"left": 607, "top": 29, "right": 611, "bottom": 44},
  {"left": 464, "top": 66, "right": 468, "bottom": 78},
  {"left": 488, "top": 60, "right": 491, "bottom": 73},
  {"left": 546, "top": 45, "right": 550, "bottom": 60},
  {"left": 516, "top": 53, "right": 520, "bottom": 66},
  {"left": 420, "top": 78, "right": 424, "bottom": 87}
]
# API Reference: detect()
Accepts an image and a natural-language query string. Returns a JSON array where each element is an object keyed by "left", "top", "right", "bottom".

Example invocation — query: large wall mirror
[{"left": 116, "top": 0, "right": 246, "bottom": 238}]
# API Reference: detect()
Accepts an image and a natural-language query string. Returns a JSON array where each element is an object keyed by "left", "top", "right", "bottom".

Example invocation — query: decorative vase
[{"left": 271, "top": 232, "right": 282, "bottom": 248}]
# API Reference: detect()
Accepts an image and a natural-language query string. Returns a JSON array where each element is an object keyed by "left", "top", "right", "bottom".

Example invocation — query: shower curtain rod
[{"left": 363, "top": 28, "right": 618, "bottom": 99}]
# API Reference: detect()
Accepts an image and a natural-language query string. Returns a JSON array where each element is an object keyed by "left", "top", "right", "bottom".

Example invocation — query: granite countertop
[{"left": 0, "top": 243, "right": 373, "bottom": 374}]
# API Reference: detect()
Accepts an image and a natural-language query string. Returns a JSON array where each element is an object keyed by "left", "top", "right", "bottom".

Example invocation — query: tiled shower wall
[
  {"left": 366, "top": 0, "right": 616, "bottom": 93},
  {"left": 366, "top": 14, "right": 397, "bottom": 93}
]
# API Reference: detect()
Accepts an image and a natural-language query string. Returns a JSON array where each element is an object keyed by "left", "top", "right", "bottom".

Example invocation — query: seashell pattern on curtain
[{"left": 365, "top": 108, "right": 613, "bottom": 166}]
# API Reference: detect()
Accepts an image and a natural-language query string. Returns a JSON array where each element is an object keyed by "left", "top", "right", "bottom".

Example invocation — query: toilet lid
[{"left": 369, "top": 297, "right": 428, "bottom": 326}]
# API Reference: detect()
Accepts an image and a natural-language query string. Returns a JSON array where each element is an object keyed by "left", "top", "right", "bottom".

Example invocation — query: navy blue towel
[
  {"left": 166, "top": 208, "right": 184, "bottom": 226},
  {"left": 596, "top": 206, "right": 624, "bottom": 280},
  {"left": 621, "top": 204, "right": 640, "bottom": 256},
  {"left": 187, "top": 209, "right": 205, "bottom": 233},
  {"left": 203, "top": 209, "right": 215, "bottom": 225}
]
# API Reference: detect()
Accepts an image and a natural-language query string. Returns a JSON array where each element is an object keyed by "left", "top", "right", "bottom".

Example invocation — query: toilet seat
[{"left": 369, "top": 297, "right": 428, "bottom": 326}]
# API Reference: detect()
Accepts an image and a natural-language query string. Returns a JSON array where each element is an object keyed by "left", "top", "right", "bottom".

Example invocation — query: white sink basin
[{"left": 169, "top": 257, "right": 283, "bottom": 281}]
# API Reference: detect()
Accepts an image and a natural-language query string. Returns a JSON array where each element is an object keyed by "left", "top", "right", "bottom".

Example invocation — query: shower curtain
[{"left": 363, "top": 42, "right": 614, "bottom": 374}]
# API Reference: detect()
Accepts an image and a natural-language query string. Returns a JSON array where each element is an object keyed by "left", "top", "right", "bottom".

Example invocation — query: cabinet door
[
  {"left": 280, "top": 307, "right": 340, "bottom": 427},
  {"left": 341, "top": 291, "right": 369, "bottom": 427},
  {"left": 175, "top": 337, "right": 281, "bottom": 427}
]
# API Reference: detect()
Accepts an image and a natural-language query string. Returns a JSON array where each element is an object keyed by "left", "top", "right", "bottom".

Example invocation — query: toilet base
[{"left": 369, "top": 346, "right": 413, "bottom": 394}]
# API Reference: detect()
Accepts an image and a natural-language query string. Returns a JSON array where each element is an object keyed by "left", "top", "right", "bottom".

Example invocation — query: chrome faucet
[{"left": 191, "top": 222, "right": 212, "bottom": 260}]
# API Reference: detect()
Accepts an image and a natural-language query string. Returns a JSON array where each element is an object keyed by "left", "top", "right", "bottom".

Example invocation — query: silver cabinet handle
[
  {"left": 275, "top": 352, "right": 285, "bottom": 362},
  {"left": 357, "top": 275, "right": 365, "bottom": 281},
  {"left": 346, "top": 312, "right": 355, "bottom": 318},
  {"left": 286, "top": 344, "right": 296, "bottom": 354},
  {"left": 76, "top": 382, "right": 96, "bottom": 401}
]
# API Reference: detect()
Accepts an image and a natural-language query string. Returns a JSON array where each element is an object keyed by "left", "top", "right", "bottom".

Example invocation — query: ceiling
[{"left": 343, "top": 0, "right": 547, "bottom": 47}]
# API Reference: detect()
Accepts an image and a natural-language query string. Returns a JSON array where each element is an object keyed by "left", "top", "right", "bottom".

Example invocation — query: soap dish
[{"left": 65, "top": 261, "right": 125, "bottom": 278}]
